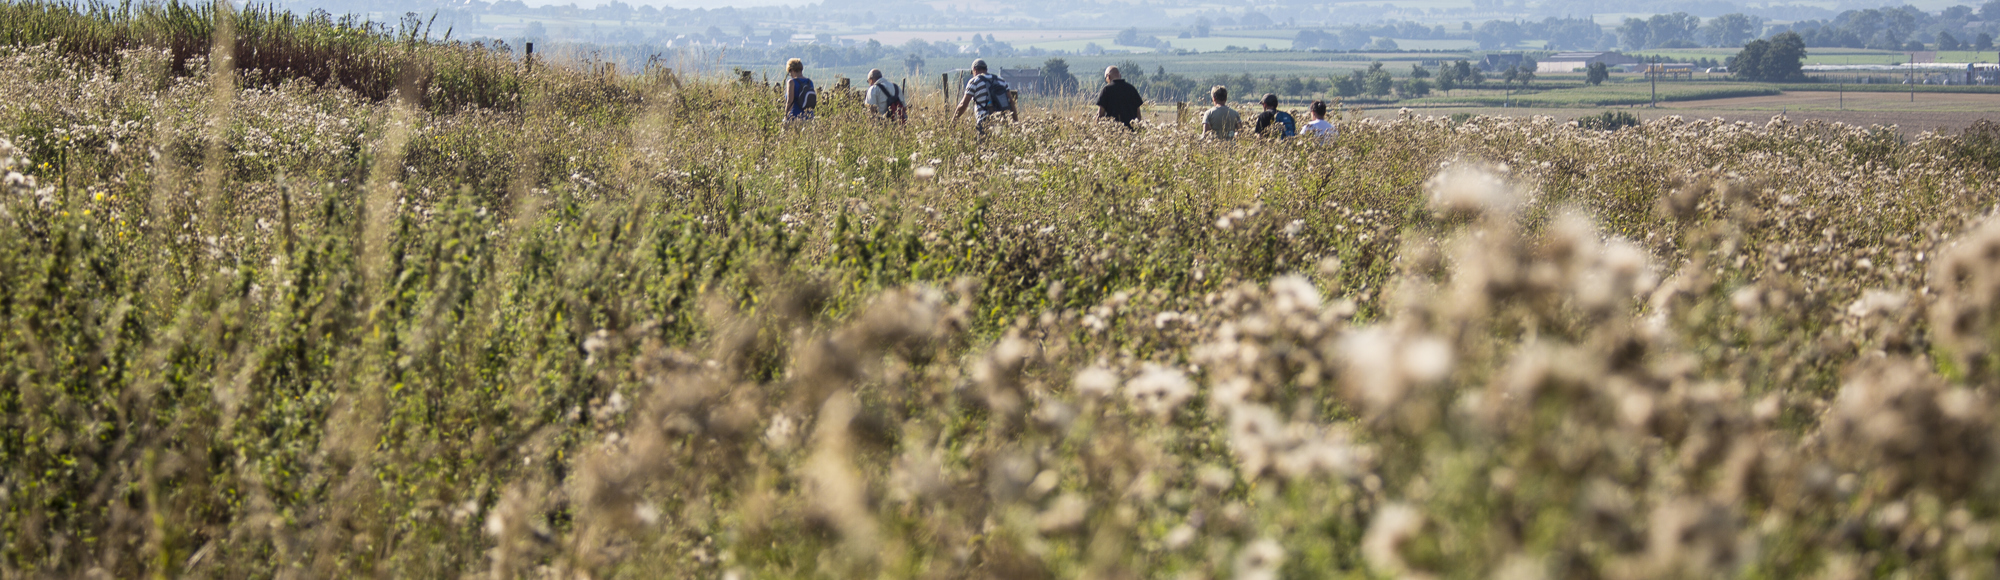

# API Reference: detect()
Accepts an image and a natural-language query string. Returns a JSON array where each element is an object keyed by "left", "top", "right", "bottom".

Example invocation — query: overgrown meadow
[{"left": 12, "top": 3, "right": 2000, "bottom": 578}]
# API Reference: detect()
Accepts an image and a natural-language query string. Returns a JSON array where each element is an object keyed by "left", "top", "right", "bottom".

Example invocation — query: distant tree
[
  {"left": 1649, "top": 12, "right": 1702, "bottom": 47},
  {"left": 1194, "top": 17, "right": 1213, "bottom": 37},
  {"left": 1334, "top": 72, "right": 1363, "bottom": 96},
  {"left": 1517, "top": 63, "right": 1536, "bottom": 86},
  {"left": 1233, "top": 73, "right": 1260, "bottom": 95},
  {"left": 1541, "top": 17, "right": 1611, "bottom": 50},
  {"left": 1240, "top": 11, "right": 1274, "bottom": 27},
  {"left": 1436, "top": 64, "right": 1461, "bottom": 94},
  {"left": 1617, "top": 18, "right": 1650, "bottom": 50},
  {"left": 1292, "top": 29, "right": 1328, "bottom": 50},
  {"left": 1474, "top": 20, "right": 1526, "bottom": 50},
  {"left": 1039, "top": 58, "right": 1079, "bottom": 94},
  {"left": 1410, "top": 63, "right": 1431, "bottom": 78},
  {"left": 1454, "top": 59, "right": 1483, "bottom": 86},
  {"left": 904, "top": 53, "right": 925, "bottom": 76},
  {"left": 1984, "top": 0, "right": 2000, "bottom": 21},
  {"left": 1733, "top": 41, "right": 1767, "bottom": 80},
  {"left": 1364, "top": 62, "right": 1394, "bottom": 96},
  {"left": 1115, "top": 28, "right": 1159, "bottom": 48},
  {"left": 1279, "top": 76, "right": 1306, "bottom": 95},
  {"left": 1586, "top": 61, "right": 1610, "bottom": 85},
  {"left": 1702, "top": 13, "right": 1763, "bottom": 48},
  {"left": 1502, "top": 65, "right": 1520, "bottom": 86},
  {"left": 1980, "top": 32, "right": 1996, "bottom": 51},
  {"left": 1337, "top": 28, "right": 1374, "bottom": 49},
  {"left": 1366, "top": 37, "right": 1400, "bottom": 50},
  {"left": 1940, "top": 31, "right": 1962, "bottom": 51},
  {"left": 1944, "top": 5, "right": 1976, "bottom": 20},
  {"left": 1906, "top": 40, "right": 1927, "bottom": 51},
  {"left": 1734, "top": 31, "right": 1807, "bottom": 82},
  {"left": 1398, "top": 77, "right": 1432, "bottom": 97},
  {"left": 1116, "top": 60, "right": 1146, "bottom": 81},
  {"left": 1621, "top": 12, "right": 1699, "bottom": 49}
]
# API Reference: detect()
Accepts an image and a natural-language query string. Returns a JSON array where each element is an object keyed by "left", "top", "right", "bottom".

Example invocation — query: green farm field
[
  {"left": 1410, "top": 79, "right": 1779, "bottom": 107},
  {"left": 14, "top": 1, "right": 2000, "bottom": 578}
]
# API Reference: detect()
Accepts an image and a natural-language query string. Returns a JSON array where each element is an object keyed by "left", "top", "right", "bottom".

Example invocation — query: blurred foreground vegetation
[{"left": 13, "top": 5, "right": 2000, "bottom": 578}]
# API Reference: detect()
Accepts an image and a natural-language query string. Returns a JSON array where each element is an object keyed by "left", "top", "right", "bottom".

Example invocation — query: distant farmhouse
[
  {"left": 1000, "top": 68, "right": 1044, "bottom": 93},
  {"left": 1536, "top": 52, "right": 1640, "bottom": 73}
]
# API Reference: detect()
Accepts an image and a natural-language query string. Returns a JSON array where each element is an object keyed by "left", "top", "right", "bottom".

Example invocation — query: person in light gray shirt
[{"left": 863, "top": 69, "right": 907, "bottom": 121}]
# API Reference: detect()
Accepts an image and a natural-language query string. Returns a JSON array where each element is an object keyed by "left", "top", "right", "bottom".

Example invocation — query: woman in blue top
[{"left": 782, "top": 58, "right": 816, "bottom": 121}]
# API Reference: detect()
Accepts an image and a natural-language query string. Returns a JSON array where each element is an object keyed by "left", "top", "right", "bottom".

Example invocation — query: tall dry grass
[{"left": 8, "top": 11, "right": 2000, "bottom": 577}]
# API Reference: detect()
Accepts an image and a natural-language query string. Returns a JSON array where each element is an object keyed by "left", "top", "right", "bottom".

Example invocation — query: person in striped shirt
[{"left": 953, "top": 59, "right": 1017, "bottom": 133}]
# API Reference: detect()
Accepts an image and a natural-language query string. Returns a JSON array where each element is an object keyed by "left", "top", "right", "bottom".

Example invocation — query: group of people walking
[{"left": 779, "top": 57, "right": 1338, "bottom": 142}]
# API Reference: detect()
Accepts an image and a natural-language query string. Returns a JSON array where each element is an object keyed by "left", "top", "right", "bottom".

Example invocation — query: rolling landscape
[{"left": 5, "top": 0, "right": 2000, "bottom": 577}]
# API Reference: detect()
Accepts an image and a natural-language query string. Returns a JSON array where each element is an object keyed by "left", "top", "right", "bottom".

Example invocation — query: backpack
[
  {"left": 976, "top": 74, "right": 1011, "bottom": 113},
  {"left": 881, "top": 82, "right": 907, "bottom": 121},
  {"left": 1274, "top": 111, "right": 1297, "bottom": 138},
  {"left": 791, "top": 78, "right": 817, "bottom": 112}
]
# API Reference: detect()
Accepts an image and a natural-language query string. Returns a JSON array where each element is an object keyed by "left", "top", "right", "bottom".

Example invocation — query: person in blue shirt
[{"left": 781, "top": 58, "right": 816, "bottom": 121}]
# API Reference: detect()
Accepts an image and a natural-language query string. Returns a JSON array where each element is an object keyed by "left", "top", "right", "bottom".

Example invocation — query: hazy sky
[
  {"left": 484, "top": 0, "right": 1972, "bottom": 15},
  {"left": 513, "top": 0, "right": 803, "bottom": 6}
]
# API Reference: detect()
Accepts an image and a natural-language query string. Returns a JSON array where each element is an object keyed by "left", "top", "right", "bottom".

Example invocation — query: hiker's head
[
  {"left": 1105, "top": 66, "right": 1122, "bottom": 82},
  {"left": 1261, "top": 93, "right": 1279, "bottom": 110},
  {"left": 867, "top": 69, "right": 884, "bottom": 84},
  {"left": 1211, "top": 85, "right": 1228, "bottom": 104},
  {"left": 1310, "top": 100, "right": 1328, "bottom": 119},
  {"left": 786, "top": 59, "right": 804, "bottom": 76},
  {"left": 972, "top": 59, "right": 988, "bottom": 73}
]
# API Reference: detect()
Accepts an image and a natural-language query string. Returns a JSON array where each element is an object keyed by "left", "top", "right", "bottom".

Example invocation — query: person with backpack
[
  {"left": 1302, "top": 100, "right": 1337, "bottom": 141},
  {"left": 781, "top": 58, "right": 817, "bottom": 121},
  {"left": 863, "top": 69, "right": 908, "bottom": 122},
  {"left": 952, "top": 59, "right": 1016, "bottom": 133},
  {"left": 1095, "top": 65, "right": 1144, "bottom": 129},
  {"left": 1252, "top": 94, "right": 1297, "bottom": 140},
  {"left": 1201, "top": 85, "right": 1241, "bottom": 141}
]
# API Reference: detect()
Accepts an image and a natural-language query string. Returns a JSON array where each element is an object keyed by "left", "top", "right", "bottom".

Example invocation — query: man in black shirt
[
  {"left": 1251, "top": 93, "right": 1296, "bottom": 139},
  {"left": 1094, "top": 66, "right": 1145, "bottom": 129}
]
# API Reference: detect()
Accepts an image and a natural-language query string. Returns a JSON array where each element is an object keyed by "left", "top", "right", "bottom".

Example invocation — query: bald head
[{"left": 1105, "top": 66, "right": 1122, "bottom": 81}]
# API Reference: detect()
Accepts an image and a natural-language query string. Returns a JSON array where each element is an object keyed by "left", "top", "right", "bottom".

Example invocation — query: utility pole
[{"left": 1649, "top": 56, "right": 1658, "bottom": 108}]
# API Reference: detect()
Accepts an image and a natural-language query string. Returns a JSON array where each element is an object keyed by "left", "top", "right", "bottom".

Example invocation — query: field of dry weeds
[{"left": 10, "top": 7, "right": 2000, "bottom": 577}]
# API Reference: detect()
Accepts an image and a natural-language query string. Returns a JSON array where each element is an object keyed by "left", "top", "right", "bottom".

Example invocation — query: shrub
[{"left": 1576, "top": 110, "right": 1642, "bottom": 131}]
